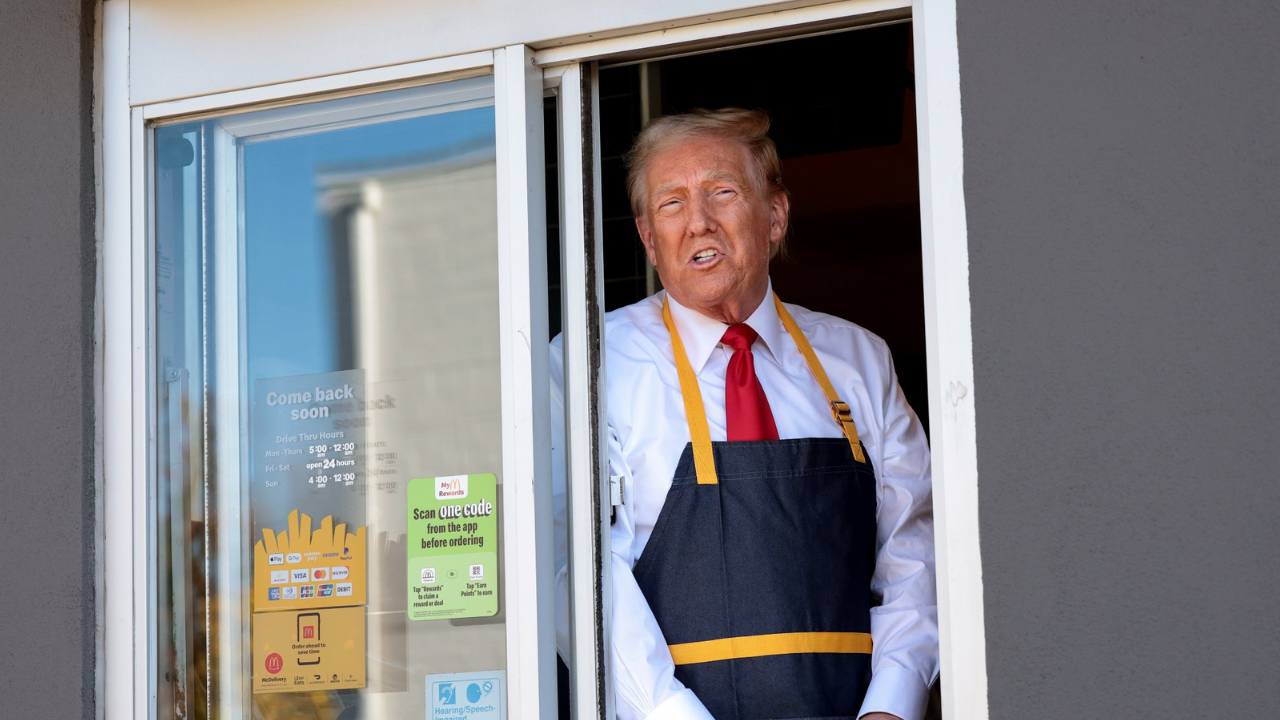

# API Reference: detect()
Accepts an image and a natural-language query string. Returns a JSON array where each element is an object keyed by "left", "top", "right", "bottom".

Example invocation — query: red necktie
[{"left": 721, "top": 324, "right": 779, "bottom": 441}]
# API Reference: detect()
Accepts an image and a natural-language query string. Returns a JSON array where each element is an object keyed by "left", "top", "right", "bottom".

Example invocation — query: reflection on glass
[{"left": 154, "top": 76, "right": 505, "bottom": 720}]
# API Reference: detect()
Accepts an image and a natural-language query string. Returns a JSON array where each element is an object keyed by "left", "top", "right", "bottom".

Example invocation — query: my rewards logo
[{"left": 435, "top": 475, "right": 468, "bottom": 500}]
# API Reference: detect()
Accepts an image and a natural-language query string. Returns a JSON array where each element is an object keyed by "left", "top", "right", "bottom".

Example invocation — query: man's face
[{"left": 635, "top": 136, "right": 789, "bottom": 321}]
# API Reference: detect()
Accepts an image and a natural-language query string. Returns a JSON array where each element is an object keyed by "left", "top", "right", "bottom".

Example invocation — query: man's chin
[{"left": 668, "top": 280, "right": 771, "bottom": 321}]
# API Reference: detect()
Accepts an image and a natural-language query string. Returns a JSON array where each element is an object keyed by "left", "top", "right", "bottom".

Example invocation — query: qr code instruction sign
[{"left": 406, "top": 473, "right": 499, "bottom": 620}]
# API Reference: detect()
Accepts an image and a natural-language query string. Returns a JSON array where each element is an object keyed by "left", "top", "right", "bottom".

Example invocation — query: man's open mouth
[{"left": 692, "top": 249, "right": 719, "bottom": 264}]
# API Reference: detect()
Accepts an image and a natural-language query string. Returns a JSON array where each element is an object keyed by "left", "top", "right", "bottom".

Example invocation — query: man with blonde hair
[{"left": 554, "top": 108, "right": 937, "bottom": 720}]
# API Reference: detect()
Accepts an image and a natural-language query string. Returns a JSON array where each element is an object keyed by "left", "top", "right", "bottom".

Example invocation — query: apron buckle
[
  {"left": 829, "top": 401, "right": 867, "bottom": 464},
  {"left": 830, "top": 400, "right": 853, "bottom": 425}
]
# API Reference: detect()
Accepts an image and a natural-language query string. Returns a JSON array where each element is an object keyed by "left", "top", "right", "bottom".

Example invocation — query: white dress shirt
[{"left": 552, "top": 280, "right": 938, "bottom": 720}]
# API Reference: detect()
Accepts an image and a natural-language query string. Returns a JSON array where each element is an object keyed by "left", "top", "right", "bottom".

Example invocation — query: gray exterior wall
[
  {"left": 3, "top": 0, "right": 1279, "bottom": 717},
  {"left": 0, "top": 0, "right": 96, "bottom": 717},
  {"left": 958, "top": 2, "right": 1280, "bottom": 717}
]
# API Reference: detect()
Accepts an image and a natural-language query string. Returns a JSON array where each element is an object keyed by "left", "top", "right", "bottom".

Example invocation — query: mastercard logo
[{"left": 313, "top": 569, "right": 327, "bottom": 580}]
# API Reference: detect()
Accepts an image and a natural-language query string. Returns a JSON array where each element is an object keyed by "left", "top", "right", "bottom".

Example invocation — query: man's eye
[{"left": 714, "top": 188, "right": 736, "bottom": 197}]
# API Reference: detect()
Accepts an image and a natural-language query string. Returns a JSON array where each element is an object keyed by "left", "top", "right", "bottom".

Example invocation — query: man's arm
[
  {"left": 607, "top": 446, "right": 715, "bottom": 720},
  {"left": 856, "top": 344, "right": 940, "bottom": 720},
  {"left": 551, "top": 340, "right": 713, "bottom": 720}
]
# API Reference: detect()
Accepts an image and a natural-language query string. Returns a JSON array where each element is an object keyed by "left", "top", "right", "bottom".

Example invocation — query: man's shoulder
[
  {"left": 779, "top": 300, "right": 891, "bottom": 358},
  {"left": 550, "top": 294, "right": 666, "bottom": 375},
  {"left": 602, "top": 293, "right": 666, "bottom": 350}
]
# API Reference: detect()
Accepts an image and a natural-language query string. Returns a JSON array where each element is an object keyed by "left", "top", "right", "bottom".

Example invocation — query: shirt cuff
[
  {"left": 858, "top": 665, "right": 930, "bottom": 720},
  {"left": 646, "top": 688, "right": 715, "bottom": 720}
]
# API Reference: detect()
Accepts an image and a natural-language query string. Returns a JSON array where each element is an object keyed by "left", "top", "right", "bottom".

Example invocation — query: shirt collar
[{"left": 665, "top": 278, "right": 784, "bottom": 375}]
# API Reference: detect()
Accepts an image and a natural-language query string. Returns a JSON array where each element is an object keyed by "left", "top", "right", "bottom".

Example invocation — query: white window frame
[
  {"left": 103, "top": 34, "right": 557, "bottom": 720},
  {"left": 542, "top": 2, "right": 986, "bottom": 718},
  {"left": 102, "top": 1, "right": 985, "bottom": 719}
]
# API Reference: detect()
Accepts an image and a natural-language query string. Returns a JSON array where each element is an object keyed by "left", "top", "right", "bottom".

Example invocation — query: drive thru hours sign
[{"left": 406, "top": 474, "right": 499, "bottom": 620}]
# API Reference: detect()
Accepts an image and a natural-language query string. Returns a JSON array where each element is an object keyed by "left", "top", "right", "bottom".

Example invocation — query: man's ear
[
  {"left": 769, "top": 192, "right": 791, "bottom": 245},
  {"left": 636, "top": 216, "right": 659, "bottom": 267}
]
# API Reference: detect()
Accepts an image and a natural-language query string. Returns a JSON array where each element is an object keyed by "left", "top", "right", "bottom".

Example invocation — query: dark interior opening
[
  {"left": 553, "top": 22, "right": 941, "bottom": 718},
  {"left": 596, "top": 21, "right": 930, "bottom": 435}
]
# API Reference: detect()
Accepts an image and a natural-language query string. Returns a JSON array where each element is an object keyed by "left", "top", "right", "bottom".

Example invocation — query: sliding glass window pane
[{"left": 154, "top": 75, "right": 508, "bottom": 720}]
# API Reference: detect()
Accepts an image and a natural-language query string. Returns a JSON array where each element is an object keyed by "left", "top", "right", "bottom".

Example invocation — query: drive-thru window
[{"left": 100, "top": 1, "right": 982, "bottom": 718}]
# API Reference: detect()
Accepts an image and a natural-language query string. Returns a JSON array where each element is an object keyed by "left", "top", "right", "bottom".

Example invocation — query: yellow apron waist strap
[{"left": 668, "top": 631, "right": 873, "bottom": 665}]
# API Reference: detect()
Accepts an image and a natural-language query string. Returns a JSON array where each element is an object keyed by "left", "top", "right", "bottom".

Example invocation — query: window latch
[{"left": 609, "top": 475, "right": 624, "bottom": 507}]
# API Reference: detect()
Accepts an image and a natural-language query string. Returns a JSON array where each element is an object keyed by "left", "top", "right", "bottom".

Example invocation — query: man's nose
[{"left": 685, "top": 193, "right": 718, "bottom": 235}]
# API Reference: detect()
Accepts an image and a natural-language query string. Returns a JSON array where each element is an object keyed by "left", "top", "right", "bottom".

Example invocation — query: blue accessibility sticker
[{"left": 426, "top": 670, "right": 504, "bottom": 720}]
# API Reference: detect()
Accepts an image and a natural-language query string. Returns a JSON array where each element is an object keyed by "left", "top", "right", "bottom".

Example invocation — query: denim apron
[{"left": 632, "top": 293, "right": 877, "bottom": 720}]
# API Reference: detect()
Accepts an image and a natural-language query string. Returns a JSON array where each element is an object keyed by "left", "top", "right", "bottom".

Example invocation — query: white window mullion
[
  {"left": 494, "top": 43, "right": 557, "bottom": 720},
  {"left": 210, "top": 123, "right": 248, "bottom": 720},
  {"left": 912, "top": 1, "right": 987, "bottom": 718},
  {"left": 555, "top": 61, "right": 614, "bottom": 720}
]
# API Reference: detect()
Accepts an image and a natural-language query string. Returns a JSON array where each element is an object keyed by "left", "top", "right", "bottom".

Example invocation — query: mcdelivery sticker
[{"left": 252, "top": 606, "right": 366, "bottom": 694}]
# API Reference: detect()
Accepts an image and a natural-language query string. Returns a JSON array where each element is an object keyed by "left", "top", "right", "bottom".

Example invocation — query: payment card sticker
[{"left": 426, "top": 670, "right": 505, "bottom": 720}]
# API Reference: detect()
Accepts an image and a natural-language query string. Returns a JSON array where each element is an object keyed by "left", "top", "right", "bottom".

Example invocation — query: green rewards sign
[{"left": 406, "top": 473, "right": 499, "bottom": 620}]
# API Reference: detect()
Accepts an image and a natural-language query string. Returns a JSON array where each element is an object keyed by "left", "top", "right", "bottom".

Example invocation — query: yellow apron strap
[
  {"left": 773, "top": 294, "right": 866, "bottom": 464},
  {"left": 661, "top": 292, "right": 866, "bottom": 485},
  {"left": 663, "top": 296, "right": 719, "bottom": 485}
]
